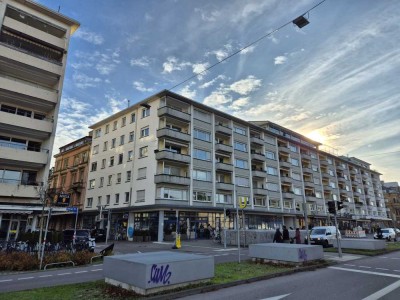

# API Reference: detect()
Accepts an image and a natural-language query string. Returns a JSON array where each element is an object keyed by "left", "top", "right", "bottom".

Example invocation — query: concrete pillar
[
  {"left": 127, "top": 212, "right": 134, "bottom": 242},
  {"left": 0, "top": 2, "right": 7, "bottom": 27},
  {"left": 31, "top": 215, "right": 38, "bottom": 231},
  {"left": 158, "top": 210, "right": 164, "bottom": 242},
  {"left": 0, "top": 214, "right": 2, "bottom": 231}
]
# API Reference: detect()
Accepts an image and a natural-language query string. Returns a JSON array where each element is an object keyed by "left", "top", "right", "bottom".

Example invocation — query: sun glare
[{"left": 307, "top": 130, "right": 326, "bottom": 144}]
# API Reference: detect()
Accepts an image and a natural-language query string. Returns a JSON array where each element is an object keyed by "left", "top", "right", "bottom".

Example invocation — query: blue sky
[{"left": 38, "top": 0, "right": 399, "bottom": 182}]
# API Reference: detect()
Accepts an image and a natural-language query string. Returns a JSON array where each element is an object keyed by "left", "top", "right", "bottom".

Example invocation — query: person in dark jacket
[
  {"left": 295, "top": 228, "right": 301, "bottom": 244},
  {"left": 273, "top": 228, "right": 283, "bottom": 243},
  {"left": 282, "top": 226, "right": 290, "bottom": 243}
]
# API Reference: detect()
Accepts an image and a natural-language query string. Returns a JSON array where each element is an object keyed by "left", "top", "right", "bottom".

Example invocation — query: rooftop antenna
[
  {"left": 127, "top": 99, "right": 130, "bottom": 108},
  {"left": 58, "top": 6, "right": 60, "bottom": 13}
]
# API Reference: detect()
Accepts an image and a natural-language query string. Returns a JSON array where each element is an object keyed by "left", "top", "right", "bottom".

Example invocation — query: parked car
[
  {"left": 308, "top": 226, "right": 341, "bottom": 247},
  {"left": 92, "top": 229, "right": 106, "bottom": 242},
  {"left": 62, "top": 229, "right": 96, "bottom": 251},
  {"left": 374, "top": 228, "right": 397, "bottom": 241}
]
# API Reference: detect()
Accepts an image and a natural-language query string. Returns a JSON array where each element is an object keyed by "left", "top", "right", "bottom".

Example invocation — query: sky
[{"left": 38, "top": 0, "right": 399, "bottom": 182}]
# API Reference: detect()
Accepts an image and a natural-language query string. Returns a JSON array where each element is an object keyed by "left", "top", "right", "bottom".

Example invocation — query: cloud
[
  {"left": 240, "top": 45, "right": 256, "bottom": 55},
  {"left": 133, "top": 81, "right": 154, "bottom": 92},
  {"left": 130, "top": 56, "right": 151, "bottom": 67},
  {"left": 230, "top": 97, "right": 250, "bottom": 110},
  {"left": 179, "top": 85, "right": 197, "bottom": 99},
  {"left": 70, "top": 61, "right": 93, "bottom": 70},
  {"left": 74, "top": 28, "right": 104, "bottom": 45},
  {"left": 274, "top": 56, "right": 287, "bottom": 65},
  {"left": 206, "top": 43, "right": 233, "bottom": 61},
  {"left": 162, "top": 56, "right": 191, "bottom": 73},
  {"left": 72, "top": 73, "right": 102, "bottom": 89},
  {"left": 194, "top": 8, "right": 221, "bottom": 22},
  {"left": 229, "top": 75, "right": 262, "bottom": 95},
  {"left": 199, "top": 75, "right": 226, "bottom": 89},
  {"left": 203, "top": 90, "right": 232, "bottom": 108},
  {"left": 72, "top": 49, "right": 121, "bottom": 76}
]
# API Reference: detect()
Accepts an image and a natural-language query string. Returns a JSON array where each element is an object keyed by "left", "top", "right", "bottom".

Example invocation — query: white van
[{"left": 309, "top": 226, "right": 341, "bottom": 247}]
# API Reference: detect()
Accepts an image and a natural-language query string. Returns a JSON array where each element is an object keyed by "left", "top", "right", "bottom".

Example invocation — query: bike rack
[{"left": 44, "top": 261, "right": 75, "bottom": 270}]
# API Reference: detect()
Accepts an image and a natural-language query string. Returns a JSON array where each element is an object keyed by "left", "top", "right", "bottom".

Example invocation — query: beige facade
[
  {"left": 382, "top": 182, "right": 400, "bottom": 227},
  {"left": 84, "top": 90, "right": 388, "bottom": 242},
  {"left": 0, "top": 0, "right": 79, "bottom": 240}
]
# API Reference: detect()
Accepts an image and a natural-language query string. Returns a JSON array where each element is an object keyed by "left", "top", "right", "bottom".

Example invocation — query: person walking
[
  {"left": 273, "top": 228, "right": 283, "bottom": 243},
  {"left": 282, "top": 226, "right": 290, "bottom": 243},
  {"left": 295, "top": 228, "right": 301, "bottom": 244}
]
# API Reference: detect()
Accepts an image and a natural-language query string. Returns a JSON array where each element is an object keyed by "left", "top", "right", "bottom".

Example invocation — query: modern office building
[
  {"left": 47, "top": 136, "right": 92, "bottom": 231},
  {"left": 0, "top": 0, "right": 79, "bottom": 240},
  {"left": 382, "top": 182, "right": 400, "bottom": 228},
  {"left": 84, "top": 90, "right": 388, "bottom": 242}
]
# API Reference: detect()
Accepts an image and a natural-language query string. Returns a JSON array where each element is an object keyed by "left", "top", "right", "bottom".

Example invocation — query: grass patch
[
  {"left": 324, "top": 241, "right": 400, "bottom": 256},
  {"left": 1, "top": 260, "right": 312, "bottom": 299}
]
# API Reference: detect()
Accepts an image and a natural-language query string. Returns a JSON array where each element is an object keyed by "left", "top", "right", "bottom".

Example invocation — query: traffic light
[
  {"left": 337, "top": 201, "right": 344, "bottom": 211},
  {"left": 327, "top": 201, "right": 336, "bottom": 214}
]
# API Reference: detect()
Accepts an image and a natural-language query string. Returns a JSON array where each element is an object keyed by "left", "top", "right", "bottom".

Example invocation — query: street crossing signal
[
  {"left": 337, "top": 201, "right": 344, "bottom": 211},
  {"left": 327, "top": 201, "right": 336, "bottom": 214}
]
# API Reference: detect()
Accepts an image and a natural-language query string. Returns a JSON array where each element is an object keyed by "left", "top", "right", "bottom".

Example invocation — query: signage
[
  {"left": 238, "top": 196, "right": 247, "bottom": 209},
  {"left": 55, "top": 193, "right": 71, "bottom": 206},
  {"left": 66, "top": 206, "right": 78, "bottom": 213}
]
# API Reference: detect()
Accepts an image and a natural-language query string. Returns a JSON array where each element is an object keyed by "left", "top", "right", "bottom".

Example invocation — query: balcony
[
  {"left": 320, "top": 159, "right": 328, "bottom": 166},
  {"left": 251, "top": 152, "right": 265, "bottom": 162},
  {"left": 215, "top": 143, "right": 232, "bottom": 153},
  {"left": 278, "top": 146, "right": 290, "bottom": 154},
  {"left": 282, "top": 192, "right": 294, "bottom": 199},
  {"left": 352, "top": 191, "right": 361, "bottom": 197},
  {"left": 322, "top": 173, "right": 330, "bottom": 179},
  {"left": 336, "top": 165, "right": 344, "bottom": 171},
  {"left": 250, "top": 136, "right": 264, "bottom": 146},
  {"left": 154, "top": 174, "right": 190, "bottom": 185},
  {"left": 354, "top": 201, "right": 364, "bottom": 206},
  {"left": 302, "top": 167, "right": 313, "bottom": 174},
  {"left": 158, "top": 106, "right": 191, "bottom": 122},
  {"left": 323, "top": 186, "right": 333, "bottom": 192},
  {"left": 0, "top": 142, "right": 48, "bottom": 166},
  {"left": 279, "top": 160, "right": 291, "bottom": 168},
  {"left": 156, "top": 128, "right": 190, "bottom": 142},
  {"left": 252, "top": 170, "right": 266, "bottom": 178},
  {"left": 216, "top": 182, "right": 234, "bottom": 191},
  {"left": 215, "top": 124, "right": 232, "bottom": 135},
  {"left": 71, "top": 181, "right": 84, "bottom": 192},
  {"left": 280, "top": 176, "right": 292, "bottom": 184},
  {"left": 337, "top": 176, "right": 346, "bottom": 183},
  {"left": 215, "top": 162, "right": 233, "bottom": 172},
  {"left": 253, "top": 188, "right": 268, "bottom": 196},
  {"left": 305, "top": 195, "right": 317, "bottom": 202},
  {"left": 0, "top": 181, "right": 41, "bottom": 199},
  {"left": 301, "top": 153, "right": 311, "bottom": 160},
  {"left": 304, "top": 181, "right": 314, "bottom": 188},
  {"left": 155, "top": 150, "right": 190, "bottom": 164},
  {"left": 350, "top": 169, "right": 357, "bottom": 175}
]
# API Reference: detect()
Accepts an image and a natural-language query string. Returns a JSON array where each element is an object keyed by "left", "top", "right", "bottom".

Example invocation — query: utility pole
[
  {"left": 303, "top": 202, "right": 310, "bottom": 244},
  {"left": 39, "top": 207, "right": 52, "bottom": 270},
  {"left": 37, "top": 184, "right": 47, "bottom": 259}
]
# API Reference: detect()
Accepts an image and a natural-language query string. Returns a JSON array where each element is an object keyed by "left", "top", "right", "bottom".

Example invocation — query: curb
[{"left": 146, "top": 261, "right": 336, "bottom": 300}]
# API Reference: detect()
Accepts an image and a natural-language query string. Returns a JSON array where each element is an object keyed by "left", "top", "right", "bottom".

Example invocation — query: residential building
[
  {"left": 382, "top": 182, "right": 400, "bottom": 228},
  {"left": 84, "top": 90, "right": 388, "bottom": 242},
  {"left": 47, "top": 136, "right": 92, "bottom": 231},
  {"left": 0, "top": 0, "right": 79, "bottom": 240}
]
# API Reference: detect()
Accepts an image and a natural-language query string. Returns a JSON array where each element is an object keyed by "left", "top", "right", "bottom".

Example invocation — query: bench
[
  {"left": 333, "top": 239, "right": 385, "bottom": 250},
  {"left": 249, "top": 243, "right": 324, "bottom": 263},
  {"left": 104, "top": 251, "right": 214, "bottom": 295}
]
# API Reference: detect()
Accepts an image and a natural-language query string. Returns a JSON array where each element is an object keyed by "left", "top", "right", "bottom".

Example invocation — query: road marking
[
  {"left": 75, "top": 271, "right": 88, "bottom": 274},
  {"left": 394, "top": 270, "right": 400, "bottom": 272},
  {"left": 379, "top": 257, "right": 388, "bottom": 259},
  {"left": 260, "top": 293, "right": 291, "bottom": 300},
  {"left": 359, "top": 266, "right": 371, "bottom": 269},
  {"left": 39, "top": 275, "right": 53, "bottom": 278},
  {"left": 344, "top": 264, "right": 355, "bottom": 266},
  {"left": 214, "top": 248, "right": 238, "bottom": 252},
  {"left": 18, "top": 277, "right": 34, "bottom": 280},
  {"left": 0, "top": 279, "right": 12, "bottom": 282},
  {"left": 376, "top": 268, "right": 389, "bottom": 271},
  {"left": 57, "top": 273, "right": 72, "bottom": 276},
  {"left": 91, "top": 269, "right": 102, "bottom": 272},
  {"left": 362, "top": 279, "right": 400, "bottom": 300},
  {"left": 329, "top": 267, "right": 400, "bottom": 278}
]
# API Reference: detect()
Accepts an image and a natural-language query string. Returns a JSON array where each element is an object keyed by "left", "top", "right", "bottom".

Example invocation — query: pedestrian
[
  {"left": 273, "top": 228, "right": 283, "bottom": 243},
  {"left": 295, "top": 228, "right": 301, "bottom": 244},
  {"left": 282, "top": 225, "right": 290, "bottom": 243}
]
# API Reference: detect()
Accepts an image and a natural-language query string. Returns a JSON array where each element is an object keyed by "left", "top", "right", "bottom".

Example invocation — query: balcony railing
[
  {"left": 155, "top": 150, "right": 191, "bottom": 164},
  {"left": 157, "top": 106, "right": 191, "bottom": 122},
  {"left": 215, "top": 143, "right": 232, "bottom": 153},
  {"left": 154, "top": 174, "right": 190, "bottom": 185},
  {"left": 156, "top": 128, "right": 191, "bottom": 142},
  {"left": 215, "top": 124, "right": 232, "bottom": 135},
  {"left": 0, "top": 141, "right": 49, "bottom": 153},
  {"left": 0, "top": 178, "right": 39, "bottom": 186},
  {"left": 215, "top": 162, "right": 233, "bottom": 172}
]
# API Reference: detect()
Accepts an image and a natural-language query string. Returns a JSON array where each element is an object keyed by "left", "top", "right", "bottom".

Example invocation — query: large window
[
  {"left": 128, "top": 150, "right": 133, "bottom": 161},
  {"left": 109, "top": 156, "right": 114, "bottom": 167},
  {"left": 292, "top": 172, "right": 301, "bottom": 181},
  {"left": 267, "top": 182, "right": 279, "bottom": 191},
  {"left": 193, "top": 169, "right": 211, "bottom": 181},
  {"left": 193, "top": 191, "right": 211, "bottom": 202},
  {"left": 193, "top": 148, "right": 211, "bottom": 161},
  {"left": 291, "top": 158, "right": 299, "bottom": 166},
  {"left": 94, "top": 128, "right": 101, "bottom": 138},
  {"left": 266, "top": 150, "right": 275, "bottom": 160},
  {"left": 194, "top": 129, "right": 211, "bottom": 142},
  {"left": 111, "top": 138, "right": 116, "bottom": 148},
  {"left": 267, "top": 167, "right": 278, "bottom": 175},
  {"left": 293, "top": 187, "right": 302, "bottom": 195},
  {"left": 234, "top": 141, "right": 247, "bottom": 152},
  {"left": 103, "top": 141, "right": 108, "bottom": 151},
  {"left": 216, "top": 194, "right": 232, "bottom": 204},
  {"left": 92, "top": 145, "right": 99, "bottom": 155},
  {"left": 137, "top": 167, "right": 147, "bottom": 179},
  {"left": 121, "top": 117, "right": 126, "bottom": 127},
  {"left": 235, "top": 158, "right": 248, "bottom": 169},
  {"left": 234, "top": 126, "right": 246, "bottom": 135},
  {"left": 236, "top": 176, "right": 249, "bottom": 187},
  {"left": 136, "top": 190, "right": 145, "bottom": 202},
  {"left": 162, "top": 188, "right": 187, "bottom": 200}
]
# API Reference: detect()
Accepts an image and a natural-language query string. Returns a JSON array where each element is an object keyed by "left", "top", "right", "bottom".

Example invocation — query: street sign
[
  {"left": 238, "top": 196, "right": 247, "bottom": 209},
  {"left": 55, "top": 193, "right": 71, "bottom": 206},
  {"left": 66, "top": 206, "right": 78, "bottom": 213}
]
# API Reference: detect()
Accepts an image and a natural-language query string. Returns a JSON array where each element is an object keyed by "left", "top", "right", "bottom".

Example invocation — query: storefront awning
[{"left": 0, "top": 210, "right": 33, "bottom": 214}]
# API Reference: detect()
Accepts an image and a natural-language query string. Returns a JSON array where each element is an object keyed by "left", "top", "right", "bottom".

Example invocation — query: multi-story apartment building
[
  {"left": 47, "top": 136, "right": 92, "bottom": 231},
  {"left": 84, "top": 90, "right": 388, "bottom": 242},
  {"left": 382, "top": 182, "right": 400, "bottom": 228},
  {"left": 0, "top": 0, "right": 79, "bottom": 240}
]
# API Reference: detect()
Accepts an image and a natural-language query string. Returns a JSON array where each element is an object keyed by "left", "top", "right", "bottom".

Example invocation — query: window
[
  {"left": 118, "top": 153, "right": 123, "bottom": 164},
  {"left": 312, "top": 165, "right": 318, "bottom": 172},
  {"left": 235, "top": 158, "right": 248, "bottom": 169},
  {"left": 162, "top": 188, "right": 187, "bottom": 200},
  {"left": 97, "top": 196, "right": 102, "bottom": 206},
  {"left": 120, "top": 135, "right": 125, "bottom": 145},
  {"left": 193, "top": 148, "right": 211, "bottom": 161},
  {"left": 292, "top": 172, "right": 301, "bottom": 180},
  {"left": 139, "top": 146, "right": 148, "bottom": 158},
  {"left": 125, "top": 192, "right": 129, "bottom": 203},
  {"left": 346, "top": 185, "right": 350, "bottom": 191},
  {"left": 266, "top": 151, "right": 275, "bottom": 160},
  {"left": 327, "top": 158, "right": 333, "bottom": 165},
  {"left": 164, "top": 165, "right": 181, "bottom": 176},
  {"left": 109, "top": 156, "right": 114, "bottom": 167},
  {"left": 126, "top": 171, "right": 131, "bottom": 182},
  {"left": 137, "top": 190, "right": 145, "bottom": 202},
  {"left": 140, "top": 126, "right": 149, "bottom": 138},
  {"left": 193, "top": 169, "right": 211, "bottom": 181},
  {"left": 269, "top": 199, "right": 280, "bottom": 208},
  {"left": 99, "top": 177, "right": 104, "bottom": 187},
  {"left": 291, "top": 158, "right": 299, "bottom": 166},
  {"left": 129, "top": 131, "right": 135, "bottom": 142},
  {"left": 138, "top": 167, "right": 147, "bottom": 179},
  {"left": 130, "top": 113, "right": 136, "bottom": 123},
  {"left": 105, "top": 124, "right": 109, "bottom": 134},
  {"left": 194, "top": 109, "right": 211, "bottom": 122},
  {"left": 236, "top": 176, "right": 249, "bottom": 187},
  {"left": 328, "top": 170, "right": 334, "bottom": 176},
  {"left": 193, "top": 191, "right": 211, "bottom": 202},
  {"left": 315, "top": 191, "right": 322, "bottom": 198},
  {"left": 117, "top": 173, "right": 121, "bottom": 184},
  {"left": 103, "top": 141, "right": 108, "bottom": 151},
  {"left": 194, "top": 129, "right": 211, "bottom": 142},
  {"left": 265, "top": 135, "right": 275, "bottom": 145},
  {"left": 111, "top": 138, "right": 116, "bottom": 148},
  {"left": 115, "top": 193, "right": 119, "bottom": 204},
  {"left": 293, "top": 187, "right": 302, "bottom": 195},
  {"left": 113, "top": 121, "right": 117, "bottom": 130},
  {"left": 234, "top": 126, "right": 246, "bottom": 135},
  {"left": 284, "top": 201, "right": 293, "bottom": 209},
  {"left": 91, "top": 162, "right": 97, "bottom": 172},
  {"left": 92, "top": 145, "right": 99, "bottom": 155},
  {"left": 94, "top": 128, "right": 101, "bottom": 138},
  {"left": 108, "top": 175, "right": 112, "bottom": 185},
  {"left": 267, "top": 167, "right": 278, "bottom": 176},
  {"left": 289, "top": 143, "right": 297, "bottom": 152},
  {"left": 86, "top": 198, "right": 93, "bottom": 208},
  {"left": 101, "top": 159, "right": 106, "bottom": 169},
  {"left": 333, "top": 194, "right": 338, "bottom": 201},
  {"left": 310, "top": 152, "right": 317, "bottom": 159},
  {"left": 234, "top": 141, "right": 247, "bottom": 152},
  {"left": 267, "top": 183, "right": 279, "bottom": 191},
  {"left": 89, "top": 179, "right": 95, "bottom": 189},
  {"left": 106, "top": 195, "right": 110, "bottom": 205},
  {"left": 121, "top": 117, "right": 126, "bottom": 127},
  {"left": 254, "top": 197, "right": 265, "bottom": 206},
  {"left": 330, "top": 182, "right": 336, "bottom": 188},
  {"left": 128, "top": 150, "right": 133, "bottom": 161},
  {"left": 216, "top": 194, "right": 232, "bottom": 204},
  {"left": 142, "top": 107, "right": 150, "bottom": 118},
  {"left": 313, "top": 178, "right": 320, "bottom": 185}
]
